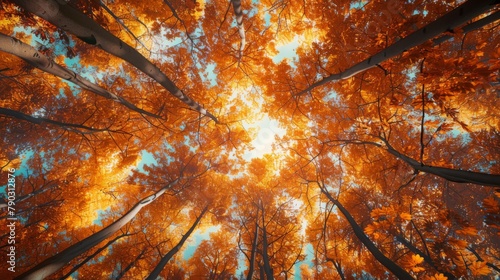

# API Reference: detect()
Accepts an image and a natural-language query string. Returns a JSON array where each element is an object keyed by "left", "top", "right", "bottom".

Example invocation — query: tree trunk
[
  {"left": 0, "top": 180, "right": 57, "bottom": 210},
  {"left": 433, "top": 9, "right": 500, "bottom": 45},
  {"left": 0, "top": 33, "right": 160, "bottom": 119},
  {"left": 231, "top": 0, "right": 245, "bottom": 61},
  {"left": 330, "top": 138, "right": 500, "bottom": 187},
  {"left": 297, "top": 0, "right": 499, "bottom": 95},
  {"left": 260, "top": 208, "right": 274, "bottom": 280},
  {"left": 115, "top": 248, "right": 147, "bottom": 280},
  {"left": 246, "top": 220, "right": 259, "bottom": 280},
  {"left": 13, "top": 0, "right": 218, "bottom": 123},
  {"left": 145, "top": 205, "right": 209, "bottom": 280},
  {"left": 15, "top": 179, "right": 179, "bottom": 280},
  {"left": 60, "top": 233, "right": 129, "bottom": 280},
  {"left": 0, "top": 107, "right": 121, "bottom": 135},
  {"left": 382, "top": 139, "right": 500, "bottom": 187},
  {"left": 326, "top": 258, "right": 346, "bottom": 280},
  {"left": 319, "top": 186, "right": 414, "bottom": 279}
]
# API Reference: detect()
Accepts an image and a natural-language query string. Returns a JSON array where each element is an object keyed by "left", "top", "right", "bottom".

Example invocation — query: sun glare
[{"left": 243, "top": 115, "right": 285, "bottom": 159}]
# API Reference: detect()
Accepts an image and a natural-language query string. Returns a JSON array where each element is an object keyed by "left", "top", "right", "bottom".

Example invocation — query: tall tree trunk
[
  {"left": 260, "top": 205, "right": 274, "bottom": 280},
  {"left": 246, "top": 219, "right": 259, "bottom": 280},
  {"left": 381, "top": 138, "right": 500, "bottom": 187},
  {"left": 13, "top": 0, "right": 218, "bottom": 123},
  {"left": 319, "top": 185, "right": 414, "bottom": 279},
  {"left": 0, "top": 107, "right": 121, "bottom": 134},
  {"left": 0, "top": 180, "right": 57, "bottom": 210},
  {"left": 297, "top": 0, "right": 499, "bottom": 95},
  {"left": 231, "top": 0, "right": 245, "bottom": 61},
  {"left": 326, "top": 258, "right": 346, "bottom": 280},
  {"left": 145, "top": 205, "right": 209, "bottom": 280},
  {"left": 0, "top": 33, "right": 160, "bottom": 119},
  {"left": 115, "top": 248, "right": 147, "bottom": 280},
  {"left": 433, "top": 9, "right": 500, "bottom": 45},
  {"left": 327, "top": 138, "right": 500, "bottom": 187},
  {"left": 60, "top": 233, "right": 130, "bottom": 280},
  {"left": 15, "top": 179, "right": 179, "bottom": 280}
]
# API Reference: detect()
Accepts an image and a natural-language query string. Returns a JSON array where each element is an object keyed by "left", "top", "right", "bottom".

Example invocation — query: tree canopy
[{"left": 1, "top": 0, "right": 499, "bottom": 279}]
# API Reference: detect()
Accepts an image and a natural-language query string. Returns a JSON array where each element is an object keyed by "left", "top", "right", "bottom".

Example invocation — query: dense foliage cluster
[{"left": 1, "top": 0, "right": 499, "bottom": 279}]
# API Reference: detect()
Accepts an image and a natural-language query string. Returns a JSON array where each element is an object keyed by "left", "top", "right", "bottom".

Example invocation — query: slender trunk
[
  {"left": 145, "top": 205, "right": 209, "bottom": 280},
  {"left": 297, "top": 0, "right": 499, "bottom": 95},
  {"left": 382, "top": 139, "right": 500, "bottom": 187},
  {"left": 15, "top": 179, "right": 179, "bottom": 280},
  {"left": 231, "top": 0, "right": 245, "bottom": 61},
  {"left": 326, "top": 258, "right": 346, "bottom": 280},
  {"left": 115, "top": 248, "right": 147, "bottom": 280},
  {"left": 261, "top": 227, "right": 274, "bottom": 279},
  {"left": 0, "top": 181, "right": 57, "bottom": 210},
  {"left": 329, "top": 138, "right": 500, "bottom": 187},
  {"left": 0, "top": 107, "right": 122, "bottom": 135},
  {"left": 395, "top": 235, "right": 456, "bottom": 280},
  {"left": 433, "top": 10, "right": 500, "bottom": 45},
  {"left": 246, "top": 220, "right": 259, "bottom": 280},
  {"left": 13, "top": 0, "right": 218, "bottom": 122},
  {"left": 0, "top": 33, "right": 160, "bottom": 119},
  {"left": 60, "top": 234, "right": 129, "bottom": 280},
  {"left": 319, "top": 186, "right": 414, "bottom": 279}
]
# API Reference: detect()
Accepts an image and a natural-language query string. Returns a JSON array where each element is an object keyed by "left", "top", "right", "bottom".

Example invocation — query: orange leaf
[
  {"left": 470, "top": 261, "right": 491, "bottom": 276},
  {"left": 400, "top": 212, "right": 412, "bottom": 221}
]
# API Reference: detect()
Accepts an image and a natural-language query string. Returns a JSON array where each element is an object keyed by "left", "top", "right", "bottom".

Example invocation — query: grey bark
[
  {"left": 59, "top": 234, "right": 129, "bottom": 280},
  {"left": 231, "top": 0, "right": 246, "bottom": 61},
  {"left": 145, "top": 205, "right": 209, "bottom": 280}
]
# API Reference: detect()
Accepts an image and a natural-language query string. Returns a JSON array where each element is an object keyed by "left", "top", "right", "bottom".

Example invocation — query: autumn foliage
[{"left": 1, "top": 0, "right": 499, "bottom": 279}]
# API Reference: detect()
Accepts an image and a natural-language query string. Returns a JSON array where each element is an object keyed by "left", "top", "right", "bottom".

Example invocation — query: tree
[{"left": 2, "top": 0, "right": 499, "bottom": 279}]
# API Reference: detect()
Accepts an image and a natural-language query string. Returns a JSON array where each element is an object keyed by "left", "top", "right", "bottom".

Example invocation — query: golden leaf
[
  {"left": 470, "top": 261, "right": 491, "bottom": 276},
  {"left": 365, "top": 224, "right": 376, "bottom": 235},
  {"left": 400, "top": 212, "right": 412, "bottom": 221},
  {"left": 411, "top": 254, "right": 424, "bottom": 265}
]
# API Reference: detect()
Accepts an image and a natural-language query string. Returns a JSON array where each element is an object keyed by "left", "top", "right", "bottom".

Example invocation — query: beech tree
[{"left": 1, "top": 0, "right": 499, "bottom": 279}]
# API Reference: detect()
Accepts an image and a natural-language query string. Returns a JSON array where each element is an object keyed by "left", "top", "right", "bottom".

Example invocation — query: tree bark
[
  {"left": 15, "top": 179, "right": 179, "bottom": 280},
  {"left": 115, "top": 248, "right": 147, "bottom": 280},
  {"left": 260, "top": 204, "right": 274, "bottom": 280},
  {"left": 0, "top": 180, "right": 57, "bottom": 210},
  {"left": 0, "top": 33, "right": 160, "bottom": 119},
  {"left": 246, "top": 220, "right": 259, "bottom": 280},
  {"left": 231, "top": 0, "right": 246, "bottom": 61},
  {"left": 14, "top": 0, "right": 218, "bottom": 123},
  {"left": 382, "top": 139, "right": 500, "bottom": 187},
  {"left": 59, "top": 233, "right": 129, "bottom": 280},
  {"left": 145, "top": 205, "right": 209, "bottom": 280},
  {"left": 319, "top": 185, "right": 414, "bottom": 279},
  {"left": 0, "top": 107, "right": 120, "bottom": 134},
  {"left": 433, "top": 9, "right": 500, "bottom": 45},
  {"left": 297, "top": 0, "right": 499, "bottom": 95},
  {"left": 327, "top": 138, "right": 500, "bottom": 187}
]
